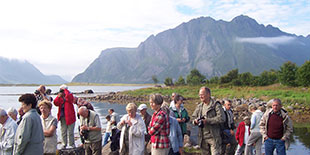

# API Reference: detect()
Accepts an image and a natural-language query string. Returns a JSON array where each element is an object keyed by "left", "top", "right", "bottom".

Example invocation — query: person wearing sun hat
[{"left": 138, "top": 104, "right": 152, "bottom": 154}]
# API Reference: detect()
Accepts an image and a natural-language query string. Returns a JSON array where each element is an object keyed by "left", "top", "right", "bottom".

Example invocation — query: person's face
[
  {"left": 140, "top": 109, "right": 146, "bottom": 116},
  {"left": 0, "top": 115, "right": 7, "bottom": 124},
  {"left": 150, "top": 99, "right": 160, "bottom": 111},
  {"left": 127, "top": 109, "right": 136, "bottom": 118},
  {"left": 21, "top": 102, "right": 32, "bottom": 113},
  {"left": 18, "top": 107, "right": 24, "bottom": 116},
  {"left": 8, "top": 112, "right": 17, "bottom": 121},
  {"left": 199, "top": 89, "right": 209, "bottom": 103},
  {"left": 108, "top": 110, "right": 113, "bottom": 115},
  {"left": 244, "top": 119, "right": 250, "bottom": 125},
  {"left": 272, "top": 101, "right": 281, "bottom": 113},
  {"left": 224, "top": 101, "right": 232, "bottom": 110},
  {"left": 171, "top": 94, "right": 175, "bottom": 100},
  {"left": 79, "top": 109, "right": 88, "bottom": 118},
  {"left": 39, "top": 104, "right": 50, "bottom": 116},
  {"left": 176, "top": 99, "right": 183, "bottom": 107}
]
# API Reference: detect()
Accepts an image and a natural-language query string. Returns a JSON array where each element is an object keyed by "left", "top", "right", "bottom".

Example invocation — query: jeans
[
  {"left": 103, "top": 132, "right": 111, "bottom": 146},
  {"left": 265, "top": 138, "right": 286, "bottom": 155}
]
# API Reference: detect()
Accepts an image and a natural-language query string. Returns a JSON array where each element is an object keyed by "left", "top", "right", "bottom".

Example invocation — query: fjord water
[{"left": 0, "top": 86, "right": 309, "bottom": 154}]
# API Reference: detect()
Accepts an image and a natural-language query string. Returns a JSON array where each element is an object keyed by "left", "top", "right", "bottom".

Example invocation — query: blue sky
[{"left": 0, "top": 0, "right": 309, "bottom": 81}]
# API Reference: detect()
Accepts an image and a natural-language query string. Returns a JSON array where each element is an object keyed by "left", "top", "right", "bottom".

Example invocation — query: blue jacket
[{"left": 169, "top": 116, "right": 183, "bottom": 153}]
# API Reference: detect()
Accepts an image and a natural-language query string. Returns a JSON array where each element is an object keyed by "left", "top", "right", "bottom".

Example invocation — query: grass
[{"left": 122, "top": 84, "right": 310, "bottom": 106}]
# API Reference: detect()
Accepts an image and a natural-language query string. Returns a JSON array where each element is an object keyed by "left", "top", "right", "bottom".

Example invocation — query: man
[
  {"left": 14, "top": 94, "right": 44, "bottom": 155},
  {"left": 192, "top": 87, "right": 225, "bottom": 155},
  {"left": 108, "top": 108, "right": 119, "bottom": 132},
  {"left": 221, "top": 99, "right": 237, "bottom": 155},
  {"left": 16, "top": 107, "right": 24, "bottom": 125},
  {"left": 7, "top": 107, "right": 18, "bottom": 121},
  {"left": 34, "top": 85, "right": 51, "bottom": 115},
  {"left": 260, "top": 98, "right": 293, "bottom": 155},
  {"left": 0, "top": 108, "right": 18, "bottom": 155},
  {"left": 169, "top": 93, "right": 177, "bottom": 108},
  {"left": 138, "top": 104, "right": 152, "bottom": 154},
  {"left": 54, "top": 84, "right": 76, "bottom": 148},
  {"left": 78, "top": 106, "right": 102, "bottom": 155},
  {"left": 245, "top": 105, "right": 264, "bottom": 155}
]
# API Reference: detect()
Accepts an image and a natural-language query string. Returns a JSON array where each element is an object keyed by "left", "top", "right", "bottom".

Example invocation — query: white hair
[
  {"left": 60, "top": 84, "right": 68, "bottom": 90},
  {"left": 0, "top": 108, "right": 7, "bottom": 116},
  {"left": 7, "top": 107, "right": 18, "bottom": 116}
]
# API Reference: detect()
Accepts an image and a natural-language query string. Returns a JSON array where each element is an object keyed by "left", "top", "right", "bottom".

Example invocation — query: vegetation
[
  {"left": 151, "top": 75, "right": 158, "bottom": 84},
  {"left": 164, "top": 77, "right": 174, "bottom": 86},
  {"left": 186, "top": 69, "right": 206, "bottom": 85}
]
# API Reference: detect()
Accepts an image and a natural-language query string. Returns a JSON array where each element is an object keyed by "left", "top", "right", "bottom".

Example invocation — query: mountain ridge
[
  {"left": 72, "top": 15, "right": 310, "bottom": 83},
  {"left": 0, "top": 57, "right": 67, "bottom": 84}
]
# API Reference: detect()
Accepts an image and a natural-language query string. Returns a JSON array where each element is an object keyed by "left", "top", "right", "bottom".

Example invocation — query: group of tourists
[{"left": 0, "top": 85, "right": 293, "bottom": 155}]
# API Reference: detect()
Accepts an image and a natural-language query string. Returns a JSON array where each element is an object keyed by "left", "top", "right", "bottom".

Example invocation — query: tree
[
  {"left": 175, "top": 76, "right": 186, "bottom": 86},
  {"left": 258, "top": 70, "right": 278, "bottom": 86},
  {"left": 278, "top": 61, "right": 298, "bottom": 86},
  {"left": 151, "top": 75, "right": 158, "bottom": 84},
  {"left": 209, "top": 76, "right": 220, "bottom": 84},
  {"left": 220, "top": 69, "right": 239, "bottom": 84},
  {"left": 164, "top": 77, "right": 174, "bottom": 86},
  {"left": 186, "top": 69, "right": 206, "bottom": 85},
  {"left": 238, "top": 72, "right": 253, "bottom": 86},
  {"left": 297, "top": 60, "right": 310, "bottom": 87}
]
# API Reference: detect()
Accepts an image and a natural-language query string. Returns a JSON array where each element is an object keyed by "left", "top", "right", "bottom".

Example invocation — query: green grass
[{"left": 122, "top": 84, "right": 310, "bottom": 106}]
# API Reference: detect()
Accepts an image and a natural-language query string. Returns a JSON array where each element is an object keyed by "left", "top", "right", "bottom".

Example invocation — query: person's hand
[
  {"left": 230, "top": 130, "right": 234, "bottom": 136},
  {"left": 281, "top": 138, "right": 285, "bottom": 141},
  {"left": 264, "top": 137, "right": 268, "bottom": 141},
  {"left": 194, "top": 119, "right": 199, "bottom": 125},
  {"left": 177, "top": 118, "right": 182, "bottom": 122},
  {"left": 127, "top": 120, "right": 132, "bottom": 126},
  {"left": 120, "top": 120, "right": 126, "bottom": 126},
  {"left": 80, "top": 125, "right": 88, "bottom": 131},
  {"left": 182, "top": 118, "right": 186, "bottom": 122}
]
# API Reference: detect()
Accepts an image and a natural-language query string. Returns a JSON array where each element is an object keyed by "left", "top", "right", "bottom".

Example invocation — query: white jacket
[
  {"left": 250, "top": 109, "right": 263, "bottom": 132},
  {"left": 0, "top": 117, "right": 18, "bottom": 155},
  {"left": 117, "top": 113, "right": 146, "bottom": 155}
]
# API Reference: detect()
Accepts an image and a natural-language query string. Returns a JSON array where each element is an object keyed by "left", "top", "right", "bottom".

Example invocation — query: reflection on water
[{"left": 288, "top": 127, "right": 310, "bottom": 154}]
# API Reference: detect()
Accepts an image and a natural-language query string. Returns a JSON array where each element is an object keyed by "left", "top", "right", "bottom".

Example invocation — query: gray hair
[
  {"left": 200, "top": 86, "right": 211, "bottom": 96},
  {"left": 0, "top": 108, "right": 7, "bottom": 116},
  {"left": 273, "top": 98, "right": 282, "bottom": 106},
  {"left": 150, "top": 93, "right": 163, "bottom": 105},
  {"left": 126, "top": 103, "right": 137, "bottom": 112},
  {"left": 7, "top": 107, "right": 18, "bottom": 116}
]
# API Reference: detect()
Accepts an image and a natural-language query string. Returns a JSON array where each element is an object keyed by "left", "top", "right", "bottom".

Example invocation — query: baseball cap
[{"left": 138, "top": 104, "right": 147, "bottom": 111}]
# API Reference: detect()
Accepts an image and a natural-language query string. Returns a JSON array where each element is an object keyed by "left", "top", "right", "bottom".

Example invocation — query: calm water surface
[{"left": 0, "top": 86, "right": 309, "bottom": 154}]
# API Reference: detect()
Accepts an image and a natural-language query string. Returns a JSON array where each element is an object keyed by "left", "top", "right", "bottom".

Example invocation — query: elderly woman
[
  {"left": 7, "top": 107, "right": 18, "bottom": 121},
  {"left": 39, "top": 100, "right": 58, "bottom": 155},
  {"left": 117, "top": 103, "right": 146, "bottom": 155},
  {"left": 148, "top": 94, "right": 170, "bottom": 155},
  {"left": 170, "top": 94, "right": 190, "bottom": 138},
  {"left": 14, "top": 94, "right": 44, "bottom": 155}
]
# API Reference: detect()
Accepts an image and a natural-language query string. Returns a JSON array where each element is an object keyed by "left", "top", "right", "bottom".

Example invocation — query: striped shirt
[{"left": 148, "top": 108, "right": 170, "bottom": 149}]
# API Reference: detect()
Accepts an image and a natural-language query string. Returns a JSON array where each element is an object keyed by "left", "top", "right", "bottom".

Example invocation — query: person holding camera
[
  {"left": 78, "top": 106, "right": 102, "bottom": 155},
  {"left": 192, "top": 87, "right": 226, "bottom": 155}
]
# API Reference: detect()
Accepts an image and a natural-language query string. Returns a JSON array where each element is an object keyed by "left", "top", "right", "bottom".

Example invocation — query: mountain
[
  {"left": 72, "top": 15, "right": 310, "bottom": 84},
  {"left": 0, "top": 57, "right": 67, "bottom": 84}
]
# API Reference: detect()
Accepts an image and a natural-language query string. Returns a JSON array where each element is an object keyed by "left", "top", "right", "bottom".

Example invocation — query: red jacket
[
  {"left": 235, "top": 121, "right": 251, "bottom": 146},
  {"left": 54, "top": 89, "right": 76, "bottom": 125}
]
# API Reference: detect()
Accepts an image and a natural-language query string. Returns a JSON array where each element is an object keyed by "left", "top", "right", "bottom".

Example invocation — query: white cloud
[
  {"left": 236, "top": 36, "right": 297, "bottom": 48},
  {"left": 0, "top": 0, "right": 308, "bottom": 81}
]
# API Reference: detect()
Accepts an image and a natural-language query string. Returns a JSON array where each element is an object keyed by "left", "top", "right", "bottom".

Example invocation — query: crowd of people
[{"left": 0, "top": 85, "right": 294, "bottom": 155}]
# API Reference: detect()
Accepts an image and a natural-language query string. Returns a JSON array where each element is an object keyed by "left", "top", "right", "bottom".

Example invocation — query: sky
[{"left": 0, "top": 0, "right": 309, "bottom": 81}]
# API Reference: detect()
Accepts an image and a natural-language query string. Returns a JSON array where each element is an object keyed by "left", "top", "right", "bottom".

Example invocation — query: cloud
[
  {"left": 0, "top": 0, "right": 309, "bottom": 81},
  {"left": 236, "top": 36, "right": 297, "bottom": 48}
]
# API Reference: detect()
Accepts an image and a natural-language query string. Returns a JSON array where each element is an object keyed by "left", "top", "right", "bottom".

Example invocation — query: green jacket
[
  {"left": 170, "top": 106, "right": 190, "bottom": 135},
  {"left": 192, "top": 100, "right": 225, "bottom": 147}
]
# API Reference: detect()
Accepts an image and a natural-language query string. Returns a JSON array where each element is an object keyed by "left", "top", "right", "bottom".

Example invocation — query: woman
[
  {"left": 148, "top": 94, "right": 170, "bottom": 155},
  {"left": 117, "top": 103, "right": 146, "bottom": 155},
  {"left": 14, "top": 93, "right": 44, "bottom": 155},
  {"left": 170, "top": 94, "right": 190, "bottom": 137},
  {"left": 39, "top": 100, "right": 58, "bottom": 155}
]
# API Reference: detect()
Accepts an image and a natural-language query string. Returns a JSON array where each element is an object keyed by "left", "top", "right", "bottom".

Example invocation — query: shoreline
[{"left": 81, "top": 90, "right": 310, "bottom": 123}]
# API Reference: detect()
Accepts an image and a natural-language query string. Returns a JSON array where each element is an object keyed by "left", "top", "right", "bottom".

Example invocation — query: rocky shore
[{"left": 80, "top": 91, "right": 310, "bottom": 123}]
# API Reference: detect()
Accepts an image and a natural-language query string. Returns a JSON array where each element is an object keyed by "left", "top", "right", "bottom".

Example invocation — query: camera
[
  {"left": 81, "top": 130, "right": 89, "bottom": 140},
  {"left": 34, "top": 90, "right": 40, "bottom": 95},
  {"left": 197, "top": 116, "right": 205, "bottom": 128}
]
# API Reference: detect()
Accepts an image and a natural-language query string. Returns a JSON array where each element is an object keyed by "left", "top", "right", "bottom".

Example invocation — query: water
[{"left": 0, "top": 86, "right": 309, "bottom": 154}]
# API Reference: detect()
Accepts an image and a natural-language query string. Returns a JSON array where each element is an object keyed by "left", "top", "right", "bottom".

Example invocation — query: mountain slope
[
  {"left": 72, "top": 15, "right": 310, "bottom": 83},
  {"left": 0, "top": 57, "right": 67, "bottom": 84}
]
